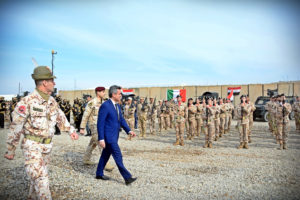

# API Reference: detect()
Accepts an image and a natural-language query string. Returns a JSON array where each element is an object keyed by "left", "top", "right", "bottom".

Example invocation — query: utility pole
[{"left": 51, "top": 50, "right": 57, "bottom": 75}]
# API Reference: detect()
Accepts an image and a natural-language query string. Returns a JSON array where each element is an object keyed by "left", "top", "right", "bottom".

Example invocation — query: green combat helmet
[{"left": 31, "top": 66, "right": 56, "bottom": 80}]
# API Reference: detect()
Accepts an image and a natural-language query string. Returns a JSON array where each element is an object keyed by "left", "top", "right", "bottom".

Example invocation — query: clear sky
[{"left": 0, "top": 0, "right": 300, "bottom": 95}]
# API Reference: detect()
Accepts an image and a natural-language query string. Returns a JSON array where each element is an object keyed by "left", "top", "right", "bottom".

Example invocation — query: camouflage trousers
[
  {"left": 277, "top": 122, "right": 290, "bottom": 143},
  {"left": 148, "top": 115, "right": 156, "bottom": 134},
  {"left": 219, "top": 116, "right": 226, "bottom": 135},
  {"left": 238, "top": 123, "right": 249, "bottom": 143},
  {"left": 225, "top": 114, "right": 232, "bottom": 131},
  {"left": 188, "top": 117, "right": 196, "bottom": 139},
  {"left": 203, "top": 122, "right": 215, "bottom": 142},
  {"left": 22, "top": 138, "right": 52, "bottom": 200},
  {"left": 83, "top": 125, "right": 102, "bottom": 162},
  {"left": 158, "top": 116, "right": 164, "bottom": 132},
  {"left": 126, "top": 117, "right": 135, "bottom": 140},
  {"left": 267, "top": 114, "right": 274, "bottom": 132},
  {"left": 185, "top": 120, "right": 189, "bottom": 132},
  {"left": 163, "top": 114, "right": 170, "bottom": 130},
  {"left": 175, "top": 121, "right": 185, "bottom": 142},
  {"left": 295, "top": 113, "right": 300, "bottom": 131},
  {"left": 214, "top": 118, "right": 220, "bottom": 136},
  {"left": 169, "top": 113, "right": 174, "bottom": 128},
  {"left": 248, "top": 117, "right": 254, "bottom": 136},
  {"left": 139, "top": 115, "right": 147, "bottom": 137},
  {"left": 195, "top": 117, "right": 202, "bottom": 136}
]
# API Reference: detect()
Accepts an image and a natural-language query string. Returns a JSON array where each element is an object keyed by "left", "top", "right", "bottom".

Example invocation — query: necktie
[{"left": 115, "top": 104, "right": 120, "bottom": 120}]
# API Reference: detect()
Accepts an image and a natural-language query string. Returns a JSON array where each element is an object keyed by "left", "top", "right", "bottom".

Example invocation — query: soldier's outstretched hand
[
  {"left": 4, "top": 154, "right": 14, "bottom": 160},
  {"left": 70, "top": 132, "right": 79, "bottom": 140}
]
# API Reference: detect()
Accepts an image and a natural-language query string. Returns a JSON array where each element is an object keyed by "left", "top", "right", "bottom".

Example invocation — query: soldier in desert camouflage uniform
[
  {"left": 292, "top": 96, "right": 300, "bottom": 132},
  {"left": 157, "top": 100, "right": 164, "bottom": 133},
  {"left": 246, "top": 95, "right": 256, "bottom": 143},
  {"left": 125, "top": 97, "right": 136, "bottom": 140},
  {"left": 203, "top": 97, "right": 216, "bottom": 148},
  {"left": 218, "top": 98, "right": 227, "bottom": 139},
  {"left": 213, "top": 98, "right": 220, "bottom": 141},
  {"left": 173, "top": 95, "right": 187, "bottom": 146},
  {"left": 79, "top": 87, "right": 114, "bottom": 171},
  {"left": 4, "top": 66, "right": 79, "bottom": 200},
  {"left": 187, "top": 98, "right": 196, "bottom": 140},
  {"left": 137, "top": 97, "right": 148, "bottom": 138},
  {"left": 225, "top": 98, "right": 234, "bottom": 133},
  {"left": 235, "top": 95, "right": 252, "bottom": 149},
  {"left": 195, "top": 98, "right": 203, "bottom": 137},
  {"left": 275, "top": 94, "right": 292, "bottom": 150},
  {"left": 147, "top": 97, "right": 157, "bottom": 135}
]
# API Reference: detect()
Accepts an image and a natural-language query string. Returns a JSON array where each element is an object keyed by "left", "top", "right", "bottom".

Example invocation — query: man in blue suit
[{"left": 96, "top": 85, "right": 137, "bottom": 185}]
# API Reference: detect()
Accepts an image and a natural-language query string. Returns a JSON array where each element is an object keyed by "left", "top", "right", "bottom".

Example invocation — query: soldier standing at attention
[
  {"left": 169, "top": 99, "right": 175, "bottom": 129},
  {"left": 265, "top": 96, "right": 275, "bottom": 135},
  {"left": 187, "top": 98, "right": 196, "bottom": 140},
  {"left": 163, "top": 100, "right": 171, "bottom": 131},
  {"left": 0, "top": 96, "right": 7, "bottom": 128},
  {"left": 292, "top": 96, "right": 300, "bottom": 132},
  {"left": 246, "top": 95, "right": 256, "bottom": 143},
  {"left": 137, "top": 97, "right": 148, "bottom": 138},
  {"left": 225, "top": 98, "right": 234, "bottom": 133},
  {"left": 275, "top": 94, "right": 292, "bottom": 150},
  {"left": 173, "top": 95, "right": 187, "bottom": 146},
  {"left": 157, "top": 100, "right": 164, "bottom": 133},
  {"left": 195, "top": 98, "right": 202, "bottom": 137},
  {"left": 203, "top": 97, "right": 216, "bottom": 148},
  {"left": 218, "top": 98, "right": 227, "bottom": 139},
  {"left": 147, "top": 97, "right": 157, "bottom": 135},
  {"left": 235, "top": 95, "right": 251, "bottom": 149},
  {"left": 126, "top": 97, "right": 136, "bottom": 140},
  {"left": 212, "top": 98, "right": 220, "bottom": 141},
  {"left": 4, "top": 66, "right": 79, "bottom": 200}
]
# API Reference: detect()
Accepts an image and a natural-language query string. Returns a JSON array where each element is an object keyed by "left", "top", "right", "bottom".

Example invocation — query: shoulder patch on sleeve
[{"left": 18, "top": 105, "right": 26, "bottom": 114}]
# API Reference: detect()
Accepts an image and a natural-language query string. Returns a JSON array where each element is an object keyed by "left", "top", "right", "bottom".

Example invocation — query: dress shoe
[
  {"left": 125, "top": 177, "right": 137, "bottom": 185},
  {"left": 96, "top": 175, "right": 110, "bottom": 180}
]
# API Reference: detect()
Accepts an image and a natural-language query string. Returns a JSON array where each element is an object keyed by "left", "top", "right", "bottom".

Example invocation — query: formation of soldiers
[
  {"left": 265, "top": 94, "right": 298, "bottom": 149},
  {"left": 121, "top": 95, "right": 238, "bottom": 148}
]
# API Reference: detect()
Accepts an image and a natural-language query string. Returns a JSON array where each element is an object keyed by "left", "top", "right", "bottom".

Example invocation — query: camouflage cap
[{"left": 32, "top": 66, "right": 56, "bottom": 80}]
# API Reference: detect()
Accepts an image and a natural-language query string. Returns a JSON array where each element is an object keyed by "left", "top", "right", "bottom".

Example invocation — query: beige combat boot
[
  {"left": 248, "top": 136, "right": 252, "bottom": 143},
  {"left": 208, "top": 142, "right": 212, "bottom": 148},
  {"left": 173, "top": 139, "right": 180, "bottom": 146},
  {"left": 237, "top": 142, "right": 244, "bottom": 149},
  {"left": 84, "top": 160, "right": 96, "bottom": 165},
  {"left": 278, "top": 140, "right": 283, "bottom": 150},
  {"left": 283, "top": 142, "right": 287, "bottom": 150},
  {"left": 180, "top": 140, "right": 185, "bottom": 146},
  {"left": 215, "top": 136, "right": 218, "bottom": 141},
  {"left": 104, "top": 163, "right": 115, "bottom": 172},
  {"left": 244, "top": 142, "right": 249, "bottom": 149},
  {"left": 219, "top": 133, "right": 223, "bottom": 138},
  {"left": 203, "top": 141, "right": 208, "bottom": 148}
]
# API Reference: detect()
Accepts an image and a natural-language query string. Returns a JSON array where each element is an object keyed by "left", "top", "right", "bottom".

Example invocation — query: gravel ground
[{"left": 0, "top": 120, "right": 300, "bottom": 200}]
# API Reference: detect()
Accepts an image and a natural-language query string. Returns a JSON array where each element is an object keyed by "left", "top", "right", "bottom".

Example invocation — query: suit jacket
[{"left": 97, "top": 99, "right": 131, "bottom": 143}]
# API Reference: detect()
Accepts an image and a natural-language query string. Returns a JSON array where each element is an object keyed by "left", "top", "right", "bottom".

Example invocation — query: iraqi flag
[
  {"left": 167, "top": 89, "right": 186, "bottom": 102},
  {"left": 122, "top": 89, "right": 134, "bottom": 95},
  {"left": 227, "top": 87, "right": 241, "bottom": 101}
]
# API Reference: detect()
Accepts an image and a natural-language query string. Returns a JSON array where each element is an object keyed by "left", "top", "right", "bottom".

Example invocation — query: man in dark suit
[{"left": 96, "top": 85, "right": 137, "bottom": 185}]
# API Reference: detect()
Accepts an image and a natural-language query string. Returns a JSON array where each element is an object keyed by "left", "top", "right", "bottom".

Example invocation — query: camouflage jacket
[
  {"left": 174, "top": 102, "right": 187, "bottom": 122},
  {"left": 219, "top": 103, "right": 227, "bottom": 118},
  {"left": 147, "top": 102, "right": 157, "bottom": 117},
  {"left": 247, "top": 101, "right": 256, "bottom": 117},
  {"left": 275, "top": 102, "right": 292, "bottom": 124},
  {"left": 235, "top": 103, "right": 251, "bottom": 124},
  {"left": 202, "top": 105, "right": 216, "bottom": 125},
  {"left": 6, "top": 89, "right": 75, "bottom": 155},
  {"left": 188, "top": 104, "right": 197, "bottom": 120},
  {"left": 80, "top": 97, "right": 103, "bottom": 128}
]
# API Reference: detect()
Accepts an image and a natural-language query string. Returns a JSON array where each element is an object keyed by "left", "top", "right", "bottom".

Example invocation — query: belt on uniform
[{"left": 24, "top": 134, "right": 52, "bottom": 144}]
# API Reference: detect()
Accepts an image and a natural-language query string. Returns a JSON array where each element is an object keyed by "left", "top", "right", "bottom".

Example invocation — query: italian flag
[{"left": 167, "top": 89, "right": 186, "bottom": 102}]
